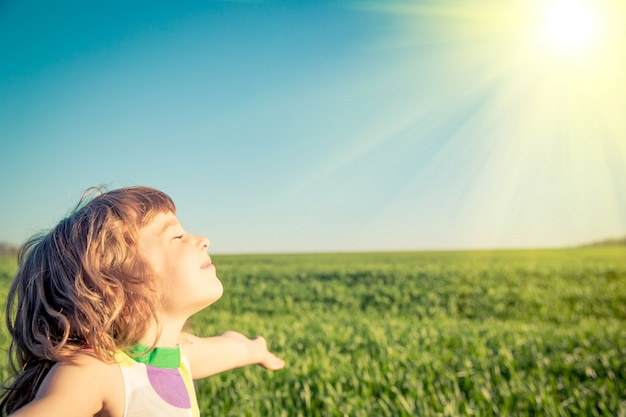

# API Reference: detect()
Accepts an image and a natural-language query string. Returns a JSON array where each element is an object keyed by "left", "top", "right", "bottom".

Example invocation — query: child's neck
[{"left": 142, "top": 317, "right": 187, "bottom": 347}]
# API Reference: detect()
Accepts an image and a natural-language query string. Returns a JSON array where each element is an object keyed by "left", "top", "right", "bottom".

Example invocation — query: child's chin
[{"left": 207, "top": 283, "right": 224, "bottom": 305}]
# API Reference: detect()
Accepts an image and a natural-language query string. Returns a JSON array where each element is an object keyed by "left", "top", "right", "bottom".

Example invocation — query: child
[{"left": 0, "top": 186, "right": 285, "bottom": 417}]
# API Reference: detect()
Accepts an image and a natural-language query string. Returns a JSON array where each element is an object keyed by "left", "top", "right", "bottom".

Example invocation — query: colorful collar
[{"left": 127, "top": 343, "right": 181, "bottom": 369}]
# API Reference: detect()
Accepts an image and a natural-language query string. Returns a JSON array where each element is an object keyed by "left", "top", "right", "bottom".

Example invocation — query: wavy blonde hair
[{"left": 1, "top": 186, "right": 176, "bottom": 413}]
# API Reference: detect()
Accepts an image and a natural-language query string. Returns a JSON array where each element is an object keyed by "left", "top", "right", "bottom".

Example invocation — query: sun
[{"left": 536, "top": 0, "right": 602, "bottom": 54}]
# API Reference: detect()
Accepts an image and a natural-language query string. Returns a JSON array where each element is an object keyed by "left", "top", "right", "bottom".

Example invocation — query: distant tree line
[
  {"left": 0, "top": 242, "right": 19, "bottom": 257},
  {"left": 582, "top": 236, "right": 626, "bottom": 247}
]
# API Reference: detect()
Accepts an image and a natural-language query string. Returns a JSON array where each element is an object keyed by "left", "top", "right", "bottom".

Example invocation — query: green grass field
[{"left": 1, "top": 248, "right": 625, "bottom": 416}]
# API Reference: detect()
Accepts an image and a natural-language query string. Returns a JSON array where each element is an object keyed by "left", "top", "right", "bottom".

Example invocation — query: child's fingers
[
  {"left": 250, "top": 336, "right": 285, "bottom": 370},
  {"left": 260, "top": 353, "right": 286, "bottom": 370}
]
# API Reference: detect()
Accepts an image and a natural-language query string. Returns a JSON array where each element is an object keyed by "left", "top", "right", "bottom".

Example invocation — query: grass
[{"left": 1, "top": 247, "right": 625, "bottom": 416}]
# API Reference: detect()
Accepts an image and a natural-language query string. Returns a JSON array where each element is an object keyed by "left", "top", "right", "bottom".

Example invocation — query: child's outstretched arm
[{"left": 180, "top": 331, "right": 285, "bottom": 379}]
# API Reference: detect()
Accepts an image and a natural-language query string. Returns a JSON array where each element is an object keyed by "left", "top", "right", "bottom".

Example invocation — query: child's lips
[{"left": 201, "top": 258, "right": 213, "bottom": 269}]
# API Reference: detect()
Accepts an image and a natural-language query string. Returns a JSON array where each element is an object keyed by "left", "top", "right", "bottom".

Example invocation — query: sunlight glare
[
  {"left": 350, "top": 0, "right": 626, "bottom": 248},
  {"left": 538, "top": 0, "right": 601, "bottom": 53}
]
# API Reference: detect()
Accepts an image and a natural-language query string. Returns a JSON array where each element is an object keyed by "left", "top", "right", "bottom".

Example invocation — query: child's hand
[
  {"left": 220, "top": 331, "right": 285, "bottom": 370},
  {"left": 250, "top": 336, "right": 286, "bottom": 370}
]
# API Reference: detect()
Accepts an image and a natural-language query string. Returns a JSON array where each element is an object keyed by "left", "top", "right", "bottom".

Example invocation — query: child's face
[{"left": 138, "top": 211, "right": 223, "bottom": 319}]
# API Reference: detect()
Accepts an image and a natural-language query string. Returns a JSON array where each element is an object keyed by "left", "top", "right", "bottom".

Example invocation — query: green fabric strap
[{"left": 127, "top": 343, "right": 181, "bottom": 369}]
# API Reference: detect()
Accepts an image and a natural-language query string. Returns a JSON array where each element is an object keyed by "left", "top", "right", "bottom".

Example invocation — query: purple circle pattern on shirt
[{"left": 146, "top": 365, "right": 191, "bottom": 408}]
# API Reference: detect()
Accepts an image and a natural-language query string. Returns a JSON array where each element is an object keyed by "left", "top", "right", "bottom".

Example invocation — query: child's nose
[{"left": 199, "top": 236, "right": 210, "bottom": 251}]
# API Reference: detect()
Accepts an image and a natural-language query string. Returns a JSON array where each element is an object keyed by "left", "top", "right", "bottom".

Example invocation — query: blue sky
[{"left": 1, "top": 0, "right": 625, "bottom": 254}]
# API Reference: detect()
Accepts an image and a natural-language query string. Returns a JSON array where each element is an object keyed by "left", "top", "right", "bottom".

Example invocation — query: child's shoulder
[
  {"left": 50, "top": 349, "right": 121, "bottom": 377},
  {"left": 34, "top": 351, "right": 124, "bottom": 417}
]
